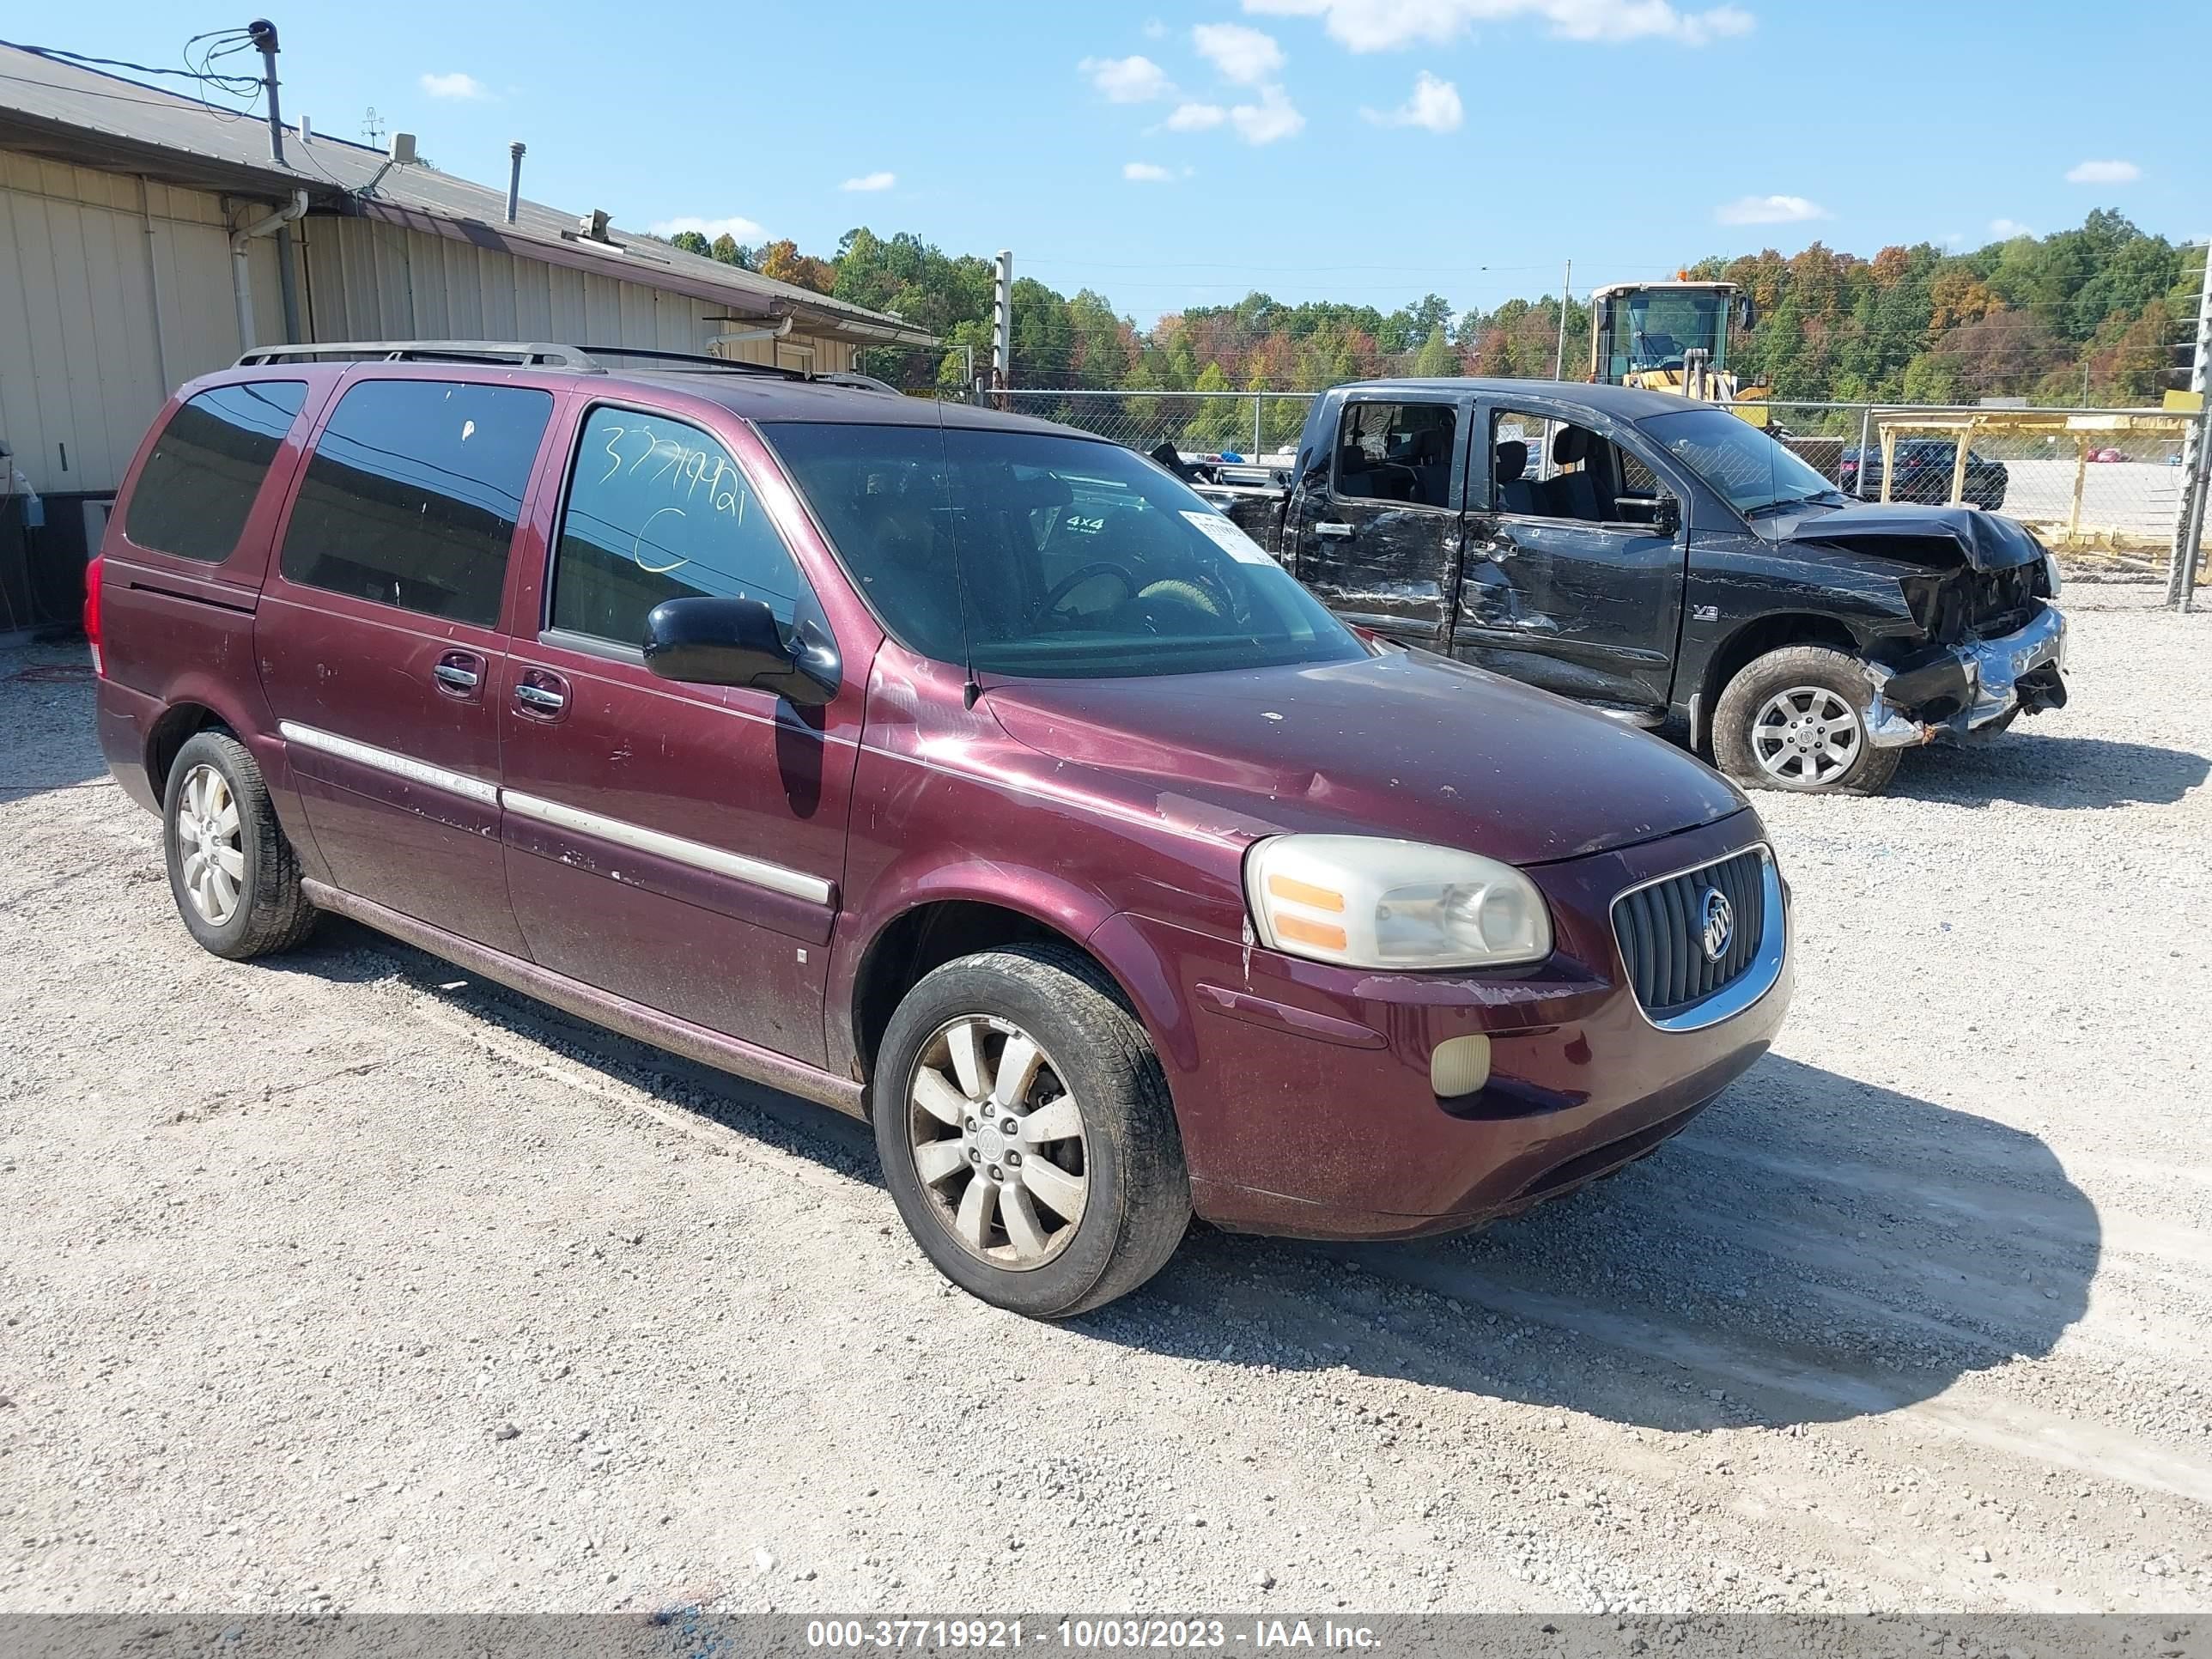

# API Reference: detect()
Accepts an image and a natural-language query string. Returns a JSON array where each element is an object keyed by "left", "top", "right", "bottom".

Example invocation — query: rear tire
[
  {"left": 162, "top": 730, "right": 319, "bottom": 959},
  {"left": 873, "top": 944, "right": 1189, "bottom": 1319},
  {"left": 1712, "top": 645, "right": 1902, "bottom": 797}
]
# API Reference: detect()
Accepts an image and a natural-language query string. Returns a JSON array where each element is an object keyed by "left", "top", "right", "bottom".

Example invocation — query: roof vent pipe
[{"left": 506, "top": 141, "right": 526, "bottom": 224}]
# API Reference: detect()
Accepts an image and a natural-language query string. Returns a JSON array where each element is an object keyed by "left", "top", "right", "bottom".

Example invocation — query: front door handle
[
  {"left": 433, "top": 650, "right": 484, "bottom": 696},
  {"left": 513, "top": 666, "right": 570, "bottom": 720},
  {"left": 1313, "top": 521, "right": 1355, "bottom": 540}
]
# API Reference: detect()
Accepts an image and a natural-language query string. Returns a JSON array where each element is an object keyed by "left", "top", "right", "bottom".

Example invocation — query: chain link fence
[
  {"left": 994, "top": 389, "right": 1317, "bottom": 461},
  {"left": 1760, "top": 401, "right": 2203, "bottom": 570}
]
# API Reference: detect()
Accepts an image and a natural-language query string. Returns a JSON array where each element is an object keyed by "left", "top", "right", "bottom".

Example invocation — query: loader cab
[{"left": 1590, "top": 282, "right": 1755, "bottom": 385}]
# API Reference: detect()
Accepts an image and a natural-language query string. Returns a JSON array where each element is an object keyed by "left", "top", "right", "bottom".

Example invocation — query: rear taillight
[{"left": 82, "top": 553, "right": 104, "bottom": 676}]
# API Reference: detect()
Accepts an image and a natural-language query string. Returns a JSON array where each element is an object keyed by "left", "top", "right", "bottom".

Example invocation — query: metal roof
[{"left": 0, "top": 42, "right": 937, "bottom": 349}]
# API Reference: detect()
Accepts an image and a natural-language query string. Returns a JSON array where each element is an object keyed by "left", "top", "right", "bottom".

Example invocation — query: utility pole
[
  {"left": 991, "top": 250, "right": 1013, "bottom": 398},
  {"left": 2166, "top": 240, "right": 2212, "bottom": 611},
  {"left": 246, "top": 19, "right": 301, "bottom": 344},
  {"left": 1553, "top": 258, "right": 1571, "bottom": 382}
]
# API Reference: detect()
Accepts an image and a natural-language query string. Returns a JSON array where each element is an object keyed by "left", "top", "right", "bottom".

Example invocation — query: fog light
[{"left": 1429, "top": 1034, "right": 1492, "bottom": 1098}]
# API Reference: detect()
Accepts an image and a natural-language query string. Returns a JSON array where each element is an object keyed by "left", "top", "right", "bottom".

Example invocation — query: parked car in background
[
  {"left": 1837, "top": 439, "right": 2009, "bottom": 510},
  {"left": 2088, "top": 447, "right": 2125, "bottom": 464},
  {"left": 1173, "top": 380, "right": 2067, "bottom": 797},
  {"left": 87, "top": 343, "right": 1794, "bottom": 1319}
]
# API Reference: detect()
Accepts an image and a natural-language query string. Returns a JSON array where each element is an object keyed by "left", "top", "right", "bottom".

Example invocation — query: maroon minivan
[{"left": 90, "top": 343, "right": 1791, "bottom": 1317}]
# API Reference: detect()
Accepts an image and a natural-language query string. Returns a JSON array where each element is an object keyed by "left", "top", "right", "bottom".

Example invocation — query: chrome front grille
[{"left": 1610, "top": 847, "right": 1778, "bottom": 1029}]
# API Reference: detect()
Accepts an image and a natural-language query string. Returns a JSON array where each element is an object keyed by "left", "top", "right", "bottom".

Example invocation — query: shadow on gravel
[
  {"left": 265, "top": 920, "right": 880, "bottom": 1176},
  {"left": 1893, "top": 732, "right": 2207, "bottom": 808},
  {"left": 1096, "top": 1055, "right": 2099, "bottom": 1434},
  {"left": 263, "top": 925, "right": 2096, "bottom": 1435}
]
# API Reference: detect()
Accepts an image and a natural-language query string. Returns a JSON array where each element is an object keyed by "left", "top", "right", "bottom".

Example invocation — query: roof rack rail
[
  {"left": 234, "top": 341, "right": 603, "bottom": 370},
  {"left": 574, "top": 344, "right": 809, "bottom": 380}
]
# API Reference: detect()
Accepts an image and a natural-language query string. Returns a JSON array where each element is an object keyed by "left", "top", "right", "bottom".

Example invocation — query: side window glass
[
  {"left": 1333, "top": 403, "right": 1455, "bottom": 509},
  {"left": 280, "top": 380, "right": 552, "bottom": 625},
  {"left": 124, "top": 380, "right": 307, "bottom": 562},
  {"left": 551, "top": 407, "right": 813, "bottom": 647},
  {"left": 1491, "top": 410, "right": 1616, "bottom": 525}
]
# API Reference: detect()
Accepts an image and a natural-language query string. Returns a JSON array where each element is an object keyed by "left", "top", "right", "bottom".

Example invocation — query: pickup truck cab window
[
  {"left": 1332, "top": 401, "right": 1455, "bottom": 509},
  {"left": 552, "top": 405, "right": 815, "bottom": 645},
  {"left": 763, "top": 421, "right": 1362, "bottom": 681}
]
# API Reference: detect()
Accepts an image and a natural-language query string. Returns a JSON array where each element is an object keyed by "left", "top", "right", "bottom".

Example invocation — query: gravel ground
[{"left": 2, "top": 585, "right": 2209, "bottom": 1618}]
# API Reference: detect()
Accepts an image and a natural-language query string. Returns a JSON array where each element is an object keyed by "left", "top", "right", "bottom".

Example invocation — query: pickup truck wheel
[
  {"left": 161, "top": 730, "right": 319, "bottom": 958},
  {"left": 1713, "top": 645, "right": 1902, "bottom": 797},
  {"left": 873, "top": 944, "right": 1190, "bottom": 1320}
]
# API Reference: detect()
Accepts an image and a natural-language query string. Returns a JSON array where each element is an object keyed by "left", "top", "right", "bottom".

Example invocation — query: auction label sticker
[{"left": 1182, "top": 510, "right": 1276, "bottom": 565}]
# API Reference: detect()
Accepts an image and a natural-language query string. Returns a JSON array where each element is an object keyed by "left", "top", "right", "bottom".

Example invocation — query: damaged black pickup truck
[{"left": 1167, "top": 379, "right": 2068, "bottom": 796}]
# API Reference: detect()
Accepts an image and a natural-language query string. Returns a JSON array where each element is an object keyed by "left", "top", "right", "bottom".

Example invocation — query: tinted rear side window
[
  {"left": 123, "top": 380, "right": 307, "bottom": 563},
  {"left": 279, "top": 380, "right": 553, "bottom": 625}
]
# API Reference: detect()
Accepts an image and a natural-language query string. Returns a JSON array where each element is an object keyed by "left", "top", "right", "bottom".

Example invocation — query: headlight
[
  {"left": 1243, "top": 835, "right": 1552, "bottom": 971},
  {"left": 2043, "top": 550, "right": 2062, "bottom": 596}
]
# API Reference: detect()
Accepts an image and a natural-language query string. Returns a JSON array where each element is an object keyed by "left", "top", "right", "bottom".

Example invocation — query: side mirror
[
  {"left": 1612, "top": 494, "right": 1680, "bottom": 535},
  {"left": 1736, "top": 295, "right": 1757, "bottom": 331},
  {"left": 642, "top": 595, "right": 837, "bottom": 707}
]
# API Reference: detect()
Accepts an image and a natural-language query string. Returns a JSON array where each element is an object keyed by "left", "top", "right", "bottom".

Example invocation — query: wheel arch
[
  {"left": 146, "top": 701, "right": 236, "bottom": 800},
  {"left": 845, "top": 887, "right": 1152, "bottom": 1103},
  {"left": 1695, "top": 611, "right": 1862, "bottom": 757}
]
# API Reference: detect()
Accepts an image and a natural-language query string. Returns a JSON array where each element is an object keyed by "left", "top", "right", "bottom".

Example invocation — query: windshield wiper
[{"left": 1744, "top": 489, "right": 1847, "bottom": 518}]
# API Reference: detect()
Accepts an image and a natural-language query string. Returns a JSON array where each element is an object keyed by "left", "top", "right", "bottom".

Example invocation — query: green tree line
[{"left": 659, "top": 211, "right": 2196, "bottom": 414}]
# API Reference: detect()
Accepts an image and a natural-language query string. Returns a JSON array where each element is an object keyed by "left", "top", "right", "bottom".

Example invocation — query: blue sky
[{"left": 75, "top": 0, "right": 2211, "bottom": 325}]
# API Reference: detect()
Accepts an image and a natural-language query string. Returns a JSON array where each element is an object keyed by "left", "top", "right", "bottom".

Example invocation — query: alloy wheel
[
  {"left": 906, "top": 1015, "right": 1088, "bottom": 1270},
  {"left": 1751, "top": 685, "right": 1864, "bottom": 787},
  {"left": 175, "top": 763, "right": 245, "bottom": 925}
]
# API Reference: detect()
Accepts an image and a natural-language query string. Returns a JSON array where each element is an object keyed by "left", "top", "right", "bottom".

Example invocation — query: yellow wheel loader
[{"left": 1589, "top": 279, "right": 1771, "bottom": 427}]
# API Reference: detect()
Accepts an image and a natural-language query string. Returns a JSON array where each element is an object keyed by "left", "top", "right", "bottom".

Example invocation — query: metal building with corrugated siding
[{"left": 0, "top": 40, "right": 935, "bottom": 636}]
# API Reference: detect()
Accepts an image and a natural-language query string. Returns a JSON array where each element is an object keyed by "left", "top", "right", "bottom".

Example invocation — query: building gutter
[{"left": 229, "top": 190, "right": 308, "bottom": 352}]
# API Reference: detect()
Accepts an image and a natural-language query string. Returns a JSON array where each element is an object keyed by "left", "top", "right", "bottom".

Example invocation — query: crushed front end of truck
[{"left": 1784, "top": 504, "right": 2069, "bottom": 747}]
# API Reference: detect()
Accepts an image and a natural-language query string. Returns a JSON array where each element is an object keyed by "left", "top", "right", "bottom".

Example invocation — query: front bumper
[
  {"left": 1097, "top": 812, "right": 1791, "bottom": 1241},
  {"left": 1863, "top": 604, "right": 2067, "bottom": 747}
]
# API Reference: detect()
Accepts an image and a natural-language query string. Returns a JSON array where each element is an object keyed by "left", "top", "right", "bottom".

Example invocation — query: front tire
[
  {"left": 1712, "top": 644, "right": 1902, "bottom": 797},
  {"left": 873, "top": 944, "right": 1189, "bottom": 1319},
  {"left": 162, "top": 730, "right": 319, "bottom": 959}
]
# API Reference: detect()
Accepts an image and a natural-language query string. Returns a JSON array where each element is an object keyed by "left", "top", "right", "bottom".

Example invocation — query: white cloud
[
  {"left": 1164, "top": 100, "right": 1228, "bottom": 131},
  {"left": 2065, "top": 158, "right": 2139, "bottom": 185},
  {"left": 841, "top": 171, "right": 896, "bottom": 192},
  {"left": 1124, "top": 161, "right": 1176, "bottom": 182},
  {"left": 1193, "top": 21, "right": 1287, "bottom": 82},
  {"left": 649, "top": 215, "right": 766, "bottom": 242},
  {"left": 1362, "top": 70, "right": 1463, "bottom": 131},
  {"left": 1989, "top": 217, "right": 2033, "bottom": 239},
  {"left": 1080, "top": 54, "right": 1174, "bottom": 102},
  {"left": 418, "top": 71, "right": 487, "bottom": 100},
  {"left": 1243, "top": 0, "right": 1752, "bottom": 52},
  {"left": 1231, "top": 83, "right": 1305, "bottom": 144},
  {"left": 1713, "top": 193, "right": 1828, "bottom": 226}
]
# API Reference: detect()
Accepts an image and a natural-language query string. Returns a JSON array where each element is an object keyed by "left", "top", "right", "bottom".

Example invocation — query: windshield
[
  {"left": 1621, "top": 289, "right": 1724, "bottom": 372},
  {"left": 764, "top": 422, "right": 1366, "bottom": 680},
  {"left": 1642, "top": 408, "right": 1839, "bottom": 517}
]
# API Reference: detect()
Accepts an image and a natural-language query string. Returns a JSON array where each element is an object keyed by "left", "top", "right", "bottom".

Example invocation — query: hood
[
  {"left": 982, "top": 647, "right": 1747, "bottom": 867},
  {"left": 1775, "top": 501, "right": 2045, "bottom": 572}
]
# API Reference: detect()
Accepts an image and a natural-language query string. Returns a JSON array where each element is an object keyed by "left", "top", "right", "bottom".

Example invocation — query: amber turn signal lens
[
  {"left": 1266, "top": 872, "right": 1346, "bottom": 912},
  {"left": 1274, "top": 914, "right": 1348, "bottom": 951}
]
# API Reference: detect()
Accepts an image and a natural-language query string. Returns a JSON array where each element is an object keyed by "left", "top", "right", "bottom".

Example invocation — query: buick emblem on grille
[{"left": 1698, "top": 887, "right": 1734, "bottom": 963}]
